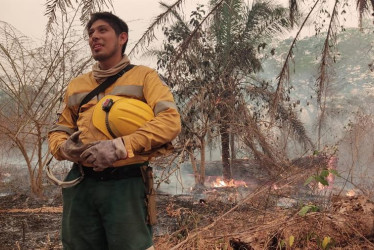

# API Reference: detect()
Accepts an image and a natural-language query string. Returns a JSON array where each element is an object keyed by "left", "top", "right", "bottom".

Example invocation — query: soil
[{"left": 1, "top": 159, "right": 374, "bottom": 249}]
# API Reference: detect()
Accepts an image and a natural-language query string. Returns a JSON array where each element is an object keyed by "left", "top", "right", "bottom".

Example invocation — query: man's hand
[
  {"left": 59, "top": 131, "right": 98, "bottom": 163},
  {"left": 80, "top": 137, "right": 128, "bottom": 171}
]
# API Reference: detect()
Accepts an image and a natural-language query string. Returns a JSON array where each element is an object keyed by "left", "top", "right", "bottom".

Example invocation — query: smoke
[{"left": 336, "top": 112, "right": 374, "bottom": 196}]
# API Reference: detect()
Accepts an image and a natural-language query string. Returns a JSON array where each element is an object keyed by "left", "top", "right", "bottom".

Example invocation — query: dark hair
[{"left": 86, "top": 12, "right": 129, "bottom": 55}]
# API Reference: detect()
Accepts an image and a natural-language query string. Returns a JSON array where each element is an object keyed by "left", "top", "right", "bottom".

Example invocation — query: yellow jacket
[{"left": 48, "top": 65, "right": 181, "bottom": 166}]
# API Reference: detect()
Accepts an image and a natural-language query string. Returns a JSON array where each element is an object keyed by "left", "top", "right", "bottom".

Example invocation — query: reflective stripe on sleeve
[
  {"left": 154, "top": 101, "right": 178, "bottom": 115},
  {"left": 110, "top": 85, "right": 144, "bottom": 99},
  {"left": 49, "top": 124, "right": 76, "bottom": 135},
  {"left": 67, "top": 92, "right": 90, "bottom": 107}
]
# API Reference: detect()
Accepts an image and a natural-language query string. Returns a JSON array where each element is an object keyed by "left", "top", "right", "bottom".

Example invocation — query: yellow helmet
[{"left": 92, "top": 95, "right": 154, "bottom": 139}]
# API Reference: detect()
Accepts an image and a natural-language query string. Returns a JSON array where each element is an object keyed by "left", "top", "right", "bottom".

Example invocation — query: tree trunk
[
  {"left": 189, "top": 151, "right": 199, "bottom": 185},
  {"left": 31, "top": 178, "right": 44, "bottom": 198},
  {"left": 230, "top": 131, "right": 235, "bottom": 162},
  {"left": 218, "top": 88, "right": 232, "bottom": 182},
  {"left": 220, "top": 121, "right": 231, "bottom": 181},
  {"left": 199, "top": 137, "right": 206, "bottom": 185}
]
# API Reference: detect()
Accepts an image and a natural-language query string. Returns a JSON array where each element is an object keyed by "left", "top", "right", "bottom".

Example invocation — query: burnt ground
[
  {"left": 0, "top": 191, "right": 234, "bottom": 250},
  {"left": 1, "top": 159, "right": 374, "bottom": 249}
]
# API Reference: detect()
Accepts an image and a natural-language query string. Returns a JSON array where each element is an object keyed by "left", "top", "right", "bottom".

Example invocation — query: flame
[{"left": 211, "top": 177, "right": 247, "bottom": 188}]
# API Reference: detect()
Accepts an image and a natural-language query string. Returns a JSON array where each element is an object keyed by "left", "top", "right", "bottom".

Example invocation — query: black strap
[
  {"left": 77, "top": 64, "right": 135, "bottom": 114},
  {"left": 105, "top": 106, "right": 117, "bottom": 138}
]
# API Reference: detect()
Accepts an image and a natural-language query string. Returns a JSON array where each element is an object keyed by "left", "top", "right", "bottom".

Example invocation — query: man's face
[{"left": 88, "top": 19, "right": 127, "bottom": 63}]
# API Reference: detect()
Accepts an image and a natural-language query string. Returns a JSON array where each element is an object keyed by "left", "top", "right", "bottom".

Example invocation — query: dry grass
[{"left": 154, "top": 165, "right": 374, "bottom": 250}]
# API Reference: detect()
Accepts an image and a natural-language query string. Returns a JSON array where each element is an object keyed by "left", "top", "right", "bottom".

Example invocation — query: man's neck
[{"left": 98, "top": 55, "right": 123, "bottom": 70}]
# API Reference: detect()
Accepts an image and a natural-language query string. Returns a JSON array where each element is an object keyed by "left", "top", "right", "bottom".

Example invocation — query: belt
[{"left": 81, "top": 163, "right": 145, "bottom": 181}]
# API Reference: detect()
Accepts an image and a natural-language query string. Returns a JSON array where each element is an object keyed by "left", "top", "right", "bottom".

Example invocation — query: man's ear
[{"left": 119, "top": 32, "right": 128, "bottom": 45}]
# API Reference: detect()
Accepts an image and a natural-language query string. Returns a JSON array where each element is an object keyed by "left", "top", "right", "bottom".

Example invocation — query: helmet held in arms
[{"left": 92, "top": 95, "right": 154, "bottom": 139}]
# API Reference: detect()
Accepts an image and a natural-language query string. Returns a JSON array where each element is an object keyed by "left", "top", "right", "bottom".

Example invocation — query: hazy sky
[
  {"left": 0, "top": 0, "right": 177, "bottom": 39},
  {"left": 0, "top": 0, "right": 362, "bottom": 33},
  {"left": 0, "top": 0, "right": 361, "bottom": 65},
  {"left": 0, "top": 0, "right": 186, "bottom": 66},
  {"left": 0, "top": 0, "right": 360, "bottom": 38}
]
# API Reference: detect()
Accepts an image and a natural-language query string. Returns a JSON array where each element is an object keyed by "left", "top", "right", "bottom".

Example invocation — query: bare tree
[{"left": 0, "top": 13, "right": 92, "bottom": 196}]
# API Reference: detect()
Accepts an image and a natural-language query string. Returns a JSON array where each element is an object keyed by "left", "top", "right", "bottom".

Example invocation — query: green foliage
[
  {"left": 304, "top": 168, "right": 340, "bottom": 187},
  {"left": 157, "top": 1, "right": 292, "bottom": 162},
  {"left": 298, "top": 204, "right": 320, "bottom": 216}
]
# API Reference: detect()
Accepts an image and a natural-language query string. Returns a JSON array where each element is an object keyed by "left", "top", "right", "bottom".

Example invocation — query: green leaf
[
  {"left": 329, "top": 169, "right": 340, "bottom": 177},
  {"left": 299, "top": 205, "right": 312, "bottom": 216},
  {"left": 299, "top": 205, "right": 319, "bottom": 216},
  {"left": 315, "top": 176, "right": 328, "bottom": 186},
  {"left": 320, "top": 169, "right": 329, "bottom": 178},
  {"left": 304, "top": 176, "right": 315, "bottom": 186}
]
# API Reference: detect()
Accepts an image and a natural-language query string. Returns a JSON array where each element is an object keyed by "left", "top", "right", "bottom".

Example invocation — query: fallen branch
[{"left": 0, "top": 206, "right": 63, "bottom": 213}]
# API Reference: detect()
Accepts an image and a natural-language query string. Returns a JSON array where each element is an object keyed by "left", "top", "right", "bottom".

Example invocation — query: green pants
[{"left": 61, "top": 165, "right": 153, "bottom": 250}]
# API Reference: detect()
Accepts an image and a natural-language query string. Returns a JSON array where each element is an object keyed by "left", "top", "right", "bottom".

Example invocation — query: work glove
[
  {"left": 59, "top": 131, "right": 98, "bottom": 163},
  {"left": 80, "top": 137, "right": 128, "bottom": 171}
]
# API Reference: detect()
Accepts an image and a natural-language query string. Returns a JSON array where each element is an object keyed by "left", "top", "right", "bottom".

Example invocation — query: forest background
[
  {"left": 1, "top": 0, "right": 374, "bottom": 249},
  {"left": 0, "top": 0, "right": 373, "bottom": 218}
]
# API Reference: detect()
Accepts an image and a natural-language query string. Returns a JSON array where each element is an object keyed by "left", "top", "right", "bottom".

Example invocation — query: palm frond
[
  {"left": 210, "top": 0, "right": 243, "bottom": 47},
  {"left": 159, "top": 2, "right": 188, "bottom": 30},
  {"left": 277, "top": 104, "right": 315, "bottom": 150},
  {"left": 215, "top": 2, "right": 291, "bottom": 76},
  {"left": 240, "top": 104, "right": 287, "bottom": 174},
  {"left": 168, "top": 0, "right": 226, "bottom": 67},
  {"left": 141, "top": 48, "right": 163, "bottom": 59},
  {"left": 271, "top": 0, "right": 320, "bottom": 116},
  {"left": 128, "top": 0, "right": 186, "bottom": 56},
  {"left": 245, "top": 1, "right": 289, "bottom": 35},
  {"left": 316, "top": 0, "right": 340, "bottom": 148},
  {"left": 80, "top": 0, "right": 113, "bottom": 24},
  {"left": 241, "top": 3, "right": 291, "bottom": 52},
  {"left": 224, "top": 42, "right": 261, "bottom": 75},
  {"left": 316, "top": 0, "right": 339, "bottom": 105},
  {"left": 356, "top": 0, "right": 370, "bottom": 31},
  {"left": 246, "top": 84, "right": 314, "bottom": 150},
  {"left": 44, "top": 0, "right": 113, "bottom": 33},
  {"left": 45, "top": 0, "right": 73, "bottom": 32},
  {"left": 289, "top": 0, "right": 299, "bottom": 27}
]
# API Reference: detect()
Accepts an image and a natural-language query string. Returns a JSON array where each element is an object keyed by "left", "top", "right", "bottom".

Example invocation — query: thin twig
[
  {"left": 156, "top": 139, "right": 190, "bottom": 189},
  {"left": 271, "top": 0, "right": 320, "bottom": 114},
  {"left": 344, "top": 220, "right": 374, "bottom": 247}
]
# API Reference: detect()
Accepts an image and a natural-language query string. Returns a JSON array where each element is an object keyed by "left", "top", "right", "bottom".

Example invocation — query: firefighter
[{"left": 48, "top": 12, "right": 181, "bottom": 250}]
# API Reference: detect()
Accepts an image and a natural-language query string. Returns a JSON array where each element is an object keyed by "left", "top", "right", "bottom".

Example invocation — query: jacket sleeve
[
  {"left": 48, "top": 91, "right": 78, "bottom": 160},
  {"left": 122, "top": 70, "right": 181, "bottom": 158}
]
